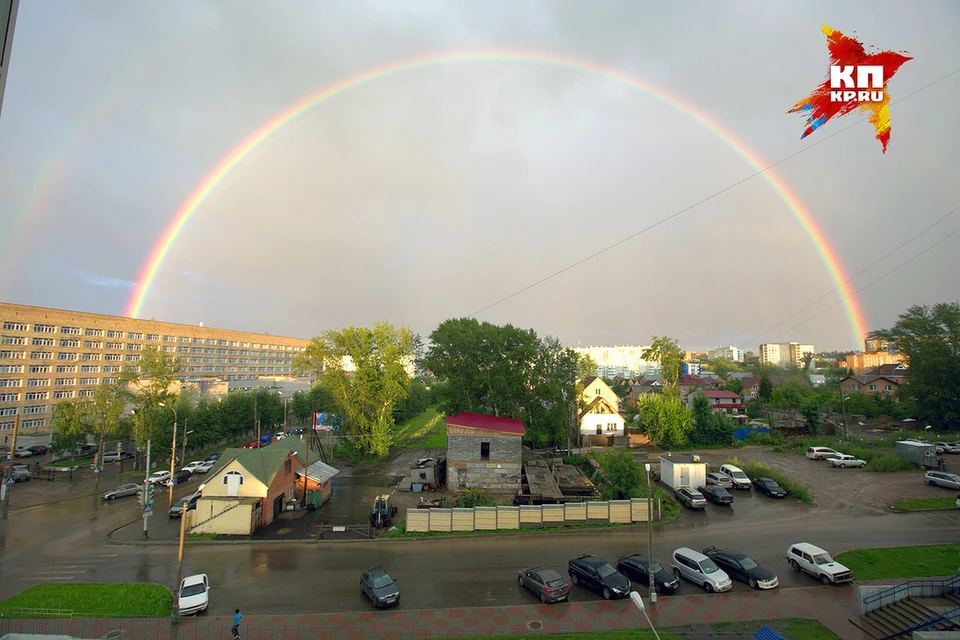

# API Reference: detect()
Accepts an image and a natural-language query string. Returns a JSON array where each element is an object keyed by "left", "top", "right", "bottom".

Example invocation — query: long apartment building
[
  {"left": 758, "top": 342, "right": 815, "bottom": 367},
  {"left": 572, "top": 344, "right": 660, "bottom": 379},
  {"left": 0, "top": 302, "right": 311, "bottom": 437}
]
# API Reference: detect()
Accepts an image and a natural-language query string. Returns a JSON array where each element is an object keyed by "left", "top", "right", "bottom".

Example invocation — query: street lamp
[
  {"left": 840, "top": 394, "right": 850, "bottom": 439},
  {"left": 159, "top": 402, "right": 177, "bottom": 508},
  {"left": 645, "top": 462, "right": 655, "bottom": 604},
  {"left": 630, "top": 591, "right": 662, "bottom": 640}
]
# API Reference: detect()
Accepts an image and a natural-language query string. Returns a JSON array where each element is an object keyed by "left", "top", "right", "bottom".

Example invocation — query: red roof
[
  {"left": 444, "top": 412, "right": 526, "bottom": 436},
  {"left": 702, "top": 390, "right": 741, "bottom": 399}
]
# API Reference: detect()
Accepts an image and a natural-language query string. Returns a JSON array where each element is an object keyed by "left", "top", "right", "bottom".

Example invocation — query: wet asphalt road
[{"left": 0, "top": 481, "right": 957, "bottom": 616}]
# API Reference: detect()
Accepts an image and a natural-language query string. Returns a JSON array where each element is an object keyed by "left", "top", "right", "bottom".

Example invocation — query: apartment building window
[
  {"left": 218, "top": 340, "right": 228, "bottom": 346},
  {"left": 79, "top": 377, "right": 98, "bottom": 385},
  {"left": 25, "top": 391, "right": 48, "bottom": 400},
  {"left": 103, "top": 365, "right": 120, "bottom": 373},
  {"left": 55, "top": 378, "right": 76, "bottom": 386},
  {"left": 127, "top": 332, "right": 143, "bottom": 340},
  {"left": 239, "top": 367, "right": 247, "bottom": 372},
  {"left": 267, "top": 367, "right": 275, "bottom": 372},
  {"left": 27, "top": 379, "right": 51, "bottom": 387},
  {"left": 176, "top": 346, "right": 188, "bottom": 353},
  {"left": 206, "top": 339, "right": 216, "bottom": 345},
  {"left": 145, "top": 334, "right": 159, "bottom": 341},
  {"left": 83, "top": 340, "right": 102, "bottom": 349},
  {"left": 203, "top": 366, "right": 214, "bottom": 372},
  {"left": 127, "top": 343, "right": 142, "bottom": 351},
  {"left": 0, "top": 393, "right": 19, "bottom": 402},
  {"left": 80, "top": 365, "right": 99, "bottom": 373},
  {"left": 229, "top": 350, "right": 237, "bottom": 355},
  {"left": 61, "top": 326, "right": 81, "bottom": 335},
  {"left": 179, "top": 336, "right": 190, "bottom": 343},
  {"left": 193, "top": 338, "right": 203, "bottom": 344},
  {"left": 190, "top": 357, "right": 202, "bottom": 363},
  {"left": 53, "top": 390, "right": 74, "bottom": 399},
  {"left": 32, "top": 337, "right": 55, "bottom": 347},
  {"left": 81, "top": 353, "right": 101, "bottom": 361},
  {"left": 216, "top": 358, "right": 226, "bottom": 363},
  {"left": 239, "top": 359, "right": 247, "bottom": 364},
  {"left": 125, "top": 354, "right": 141, "bottom": 362},
  {"left": 229, "top": 341, "right": 237, "bottom": 347},
  {"left": 22, "top": 419, "right": 46, "bottom": 429},
  {"left": 56, "top": 365, "right": 76, "bottom": 373},
  {"left": 190, "top": 366, "right": 202, "bottom": 372},
  {"left": 102, "top": 377, "right": 118, "bottom": 384},
  {"left": 78, "top": 389, "right": 94, "bottom": 397},
  {"left": 3, "top": 321, "right": 28, "bottom": 331},
  {"left": 34, "top": 324, "right": 56, "bottom": 333},
  {"left": 204, "top": 348, "right": 215, "bottom": 354},
  {"left": 107, "top": 330, "right": 123, "bottom": 338},
  {"left": 24, "top": 405, "right": 46, "bottom": 414},
  {"left": 30, "top": 351, "right": 53, "bottom": 360},
  {"left": 0, "top": 408, "right": 19, "bottom": 416},
  {"left": 2, "top": 335, "right": 25, "bottom": 345},
  {"left": 103, "top": 354, "right": 121, "bottom": 361},
  {"left": 228, "top": 358, "right": 237, "bottom": 364},
  {"left": 241, "top": 342, "right": 249, "bottom": 348},
  {"left": 59, "top": 339, "right": 79, "bottom": 348},
  {"left": 161, "top": 346, "right": 174, "bottom": 353},
  {"left": 191, "top": 347, "right": 203, "bottom": 354},
  {"left": 105, "top": 342, "right": 122, "bottom": 350},
  {"left": 29, "top": 365, "right": 51, "bottom": 373},
  {"left": 84, "top": 328, "right": 104, "bottom": 337},
  {"left": 217, "top": 349, "right": 227, "bottom": 355},
  {"left": 228, "top": 367, "right": 237, "bottom": 372},
  {"left": 215, "top": 367, "right": 225, "bottom": 372},
  {"left": 58, "top": 352, "right": 78, "bottom": 361}
]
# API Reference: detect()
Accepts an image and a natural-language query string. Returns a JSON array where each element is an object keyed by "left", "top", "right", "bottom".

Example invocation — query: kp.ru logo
[{"left": 788, "top": 24, "right": 911, "bottom": 153}]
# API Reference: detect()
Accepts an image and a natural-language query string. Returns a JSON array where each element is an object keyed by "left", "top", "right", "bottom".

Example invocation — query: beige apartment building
[
  {"left": 845, "top": 351, "right": 906, "bottom": 375},
  {"left": 0, "top": 302, "right": 311, "bottom": 437},
  {"left": 758, "top": 342, "right": 815, "bottom": 367}
]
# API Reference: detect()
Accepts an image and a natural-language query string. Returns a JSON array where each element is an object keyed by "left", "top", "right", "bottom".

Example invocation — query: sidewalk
[{"left": 0, "top": 584, "right": 872, "bottom": 640}]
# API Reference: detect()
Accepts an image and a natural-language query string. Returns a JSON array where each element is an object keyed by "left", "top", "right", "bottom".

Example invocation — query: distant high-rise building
[
  {"left": 705, "top": 346, "right": 742, "bottom": 362},
  {"left": 864, "top": 337, "right": 897, "bottom": 354},
  {"left": 572, "top": 345, "right": 660, "bottom": 379},
  {"left": 0, "top": 0, "right": 20, "bottom": 119},
  {"left": 759, "top": 342, "right": 815, "bottom": 367}
]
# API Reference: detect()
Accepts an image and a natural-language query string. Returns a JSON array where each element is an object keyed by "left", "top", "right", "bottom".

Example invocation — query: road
[{"left": 0, "top": 481, "right": 957, "bottom": 616}]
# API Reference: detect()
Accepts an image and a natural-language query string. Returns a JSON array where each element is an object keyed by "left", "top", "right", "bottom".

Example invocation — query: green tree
[
  {"left": 636, "top": 393, "right": 693, "bottom": 449},
  {"left": 119, "top": 346, "right": 184, "bottom": 459},
  {"left": 51, "top": 399, "right": 94, "bottom": 455},
  {"left": 723, "top": 377, "right": 743, "bottom": 395},
  {"left": 711, "top": 357, "right": 737, "bottom": 380},
  {"left": 294, "top": 322, "right": 414, "bottom": 457},
  {"left": 758, "top": 373, "right": 773, "bottom": 402},
  {"left": 642, "top": 336, "right": 682, "bottom": 396},
  {"left": 870, "top": 302, "right": 960, "bottom": 429},
  {"left": 800, "top": 397, "right": 822, "bottom": 434},
  {"left": 598, "top": 449, "right": 646, "bottom": 500},
  {"left": 689, "top": 395, "right": 735, "bottom": 447}
]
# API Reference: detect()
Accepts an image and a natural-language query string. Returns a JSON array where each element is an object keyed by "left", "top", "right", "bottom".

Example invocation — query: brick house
[
  {"left": 840, "top": 375, "right": 901, "bottom": 400},
  {"left": 444, "top": 412, "right": 524, "bottom": 493},
  {"left": 739, "top": 376, "right": 762, "bottom": 401},
  {"left": 687, "top": 389, "right": 746, "bottom": 416}
]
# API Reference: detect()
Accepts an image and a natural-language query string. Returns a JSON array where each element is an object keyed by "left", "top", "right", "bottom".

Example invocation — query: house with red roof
[
  {"left": 687, "top": 389, "right": 746, "bottom": 417},
  {"left": 444, "top": 412, "right": 525, "bottom": 492}
]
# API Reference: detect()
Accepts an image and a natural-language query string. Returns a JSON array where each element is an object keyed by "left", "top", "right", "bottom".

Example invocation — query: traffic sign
[
  {"left": 5, "top": 478, "right": 14, "bottom": 485},
  {"left": 143, "top": 506, "right": 153, "bottom": 517}
]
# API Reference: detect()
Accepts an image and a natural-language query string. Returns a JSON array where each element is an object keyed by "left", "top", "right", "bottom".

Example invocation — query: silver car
[
  {"left": 103, "top": 483, "right": 142, "bottom": 500},
  {"left": 924, "top": 471, "right": 960, "bottom": 490}
]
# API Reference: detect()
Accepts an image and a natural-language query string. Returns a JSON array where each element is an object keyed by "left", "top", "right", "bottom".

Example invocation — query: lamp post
[
  {"left": 645, "top": 462, "right": 656, "bottom": 604},
  {"left": 839, "top": 392, "right": 850, "bottom": 439},
  {"left": 630, "top": 591, "right": 662, "bottom": 640},
  {"left": 181, "top": 428, "right": 194, "bottom": 470},
  {"left": 177, "top": 481, "right": 204, "bottom": 597},
  {"left": 159, "top": 402, "right": 177, "bottom": 508}
]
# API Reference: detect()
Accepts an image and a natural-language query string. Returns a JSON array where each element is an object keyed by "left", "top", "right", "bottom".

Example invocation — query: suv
[
  {"left": 786, "top": 542, "right": 853, "bottom": 585},
  {"left": 718, "top": 464, "right": 752, "bottom": 490},
  {"left": 806, "top": 447, "right": 840, "bottom": 460},
  {"left": 924, "top": 471, "right": 960, "bottom": 490},
  {"left": 11, "top": 464, "right": 32, "bottom": 482},
  {"left": 675, "top": 487, "right": 707, "bottom": 509},
  {"left": 360, "top": 566, "right": 400, "bottom": 608},
  {"left": 671, "top": 547, "right": 732, "bottom": 593}
]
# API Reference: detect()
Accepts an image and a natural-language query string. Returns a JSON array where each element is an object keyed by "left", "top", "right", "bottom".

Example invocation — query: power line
[{"left": 466, "top": 66, "right": 960, "bottom": 320}]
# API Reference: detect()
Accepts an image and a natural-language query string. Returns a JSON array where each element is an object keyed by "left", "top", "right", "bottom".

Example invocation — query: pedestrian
[{"left": 231, "top": 608, "right": 242, "bottom": 639}]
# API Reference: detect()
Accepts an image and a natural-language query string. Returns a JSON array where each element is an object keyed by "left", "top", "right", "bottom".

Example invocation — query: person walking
[{"left": 231, "top": 608, "right": 242, "bottom": 639}]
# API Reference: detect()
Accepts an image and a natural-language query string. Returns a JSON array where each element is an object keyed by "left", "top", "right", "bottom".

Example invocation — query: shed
[
  {"left": 295, "top": 459, "right": 340, "bottom": 507},
  {"left": 445, "top": 412, "right": 525, "bottom": 492},
  {"left": 409, "top": 457, "right": 446, "bottom": 490},
  {"left": 659, "top": 454, "right": 707, "bottom": 490}
]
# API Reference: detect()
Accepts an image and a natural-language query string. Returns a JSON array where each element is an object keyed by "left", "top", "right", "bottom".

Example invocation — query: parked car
[
  {"left": 786, "top": 542, "right": 853, "bottom": 585},
  {"left": 26, "top": 444, "right": 49, "bottom": 455},
  {"left": 13, "top": 447, "right": 34, "bottom": 458},
  {"left": 243, "top": 440, "right": 262, "bottom": 449},
  {"left": 826, "top": 454, "right": 866, "bottom": 468},
  {"left": 753, "top": 477, "right": 787, "bottom": 498},
  {"left": 702, "top": 546, "right": 779, "bottom": 590},
  {"left": 718, "top": 464, "right": 752, "bottom": 490},
  {"left": 934, "top": 442, "right": 960, "bottom": 454},
  {"left": 11, "top": 465, "right": 31, "bottom": 482},
  {"left": 102, "top": 450, "right": 134, "bottom": 463},
  {"left": 182, "top": 461, "right": 207, "bottom": 474},
  {"left": 147, "top": 470, "right": 171, "bottom": 485},
  {"left": 699, "top": 485, "right": 734, "bottom": 505},
  {"left": 671, "top": 547, "right": 732, "bottom": 593},
  {"left": 805, "top": 447, "right": 841, "bottom": 460},
  {"left": 567, "top": 554, "right": 631, "bottom": 600},
  {"left": 164, "top": 469, "right": 193, "bottom": 487},
  {"left": 675, "top": 487, "right": 707, "bottom": 510},
  {"left": 191, "top": 460, "right": 215, "bottom": 474},
  {"left": 924, "top": 471, "right": 960, "bottom": 490},
  {"left": 177, "top": 573, "right": 210, "bottom": 616},
  {"left": 169, "top": 491, "right": 202, "bottom": 518},
  {"left": 518, "top": 567, "right": 570, "bottom": 604},
  {"left": 360, "top": 566, "right": 400, "bottom": 608},
  {"left": 103, "top": 483, "right": 142, "bottom": 500},
  {"left": 203, "top": 453, "right": 221, "bottom": 463},
  {"left": 705, "top": 472, "right": 733, "bottom": 488},
  {"left": 616, "top": 554, "right": 681, "bottom": 594}
]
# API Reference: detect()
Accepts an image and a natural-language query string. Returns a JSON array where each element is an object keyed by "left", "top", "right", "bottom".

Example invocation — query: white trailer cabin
[{"left": 659, "top": 454, "right": 707, "bottom": 490}]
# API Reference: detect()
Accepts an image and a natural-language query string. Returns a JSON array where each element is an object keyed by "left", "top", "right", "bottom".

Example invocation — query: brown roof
[
  {"left": 865, "top": 364, "right": 907, "bottom": 377},
  {"left": 580, "top": 376, "right": 599, "bottom": 388},
  {"left": 842, "top": 375, "right": 901, "bottom": 386},
  {"left": 740, "top": 376, "right": 761, "bottom": 388}
]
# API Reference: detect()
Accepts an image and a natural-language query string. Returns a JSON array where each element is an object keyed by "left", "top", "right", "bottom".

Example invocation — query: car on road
[
  {"left": 13, "top": 447, "right": 34, "bottom": 458},
  {"left": 786, "top": 542, "right": 853, "bottom": 585},
  {"left": 190, "top": 460, "right": 215, "bottom": 474},
  {"left": 671, "top": 547, "right": 732, "bottom": 593},
  {"left": 752, "top": 477, "right": 787, "bottom": 498},
  {"left": 11, "top": 465, "right": 31, "bottom": 482},
  {"left": 26, "top": 444, "right": 49, "bottom": 455},
  {"left": 567, "top": 554, "right": 631, "bottom": 600},
  {"left": 675, "top": 487, "right": 707, "bottom": 510},
  {"left": 718, "top": 464, "right": 752, "bottom": 490},
  {"left": 182, "top": 461, "right": 207, "bottom": 474},
  {"left": 102, "top": 450, "right": 134, "bottom": 463},
  {"left": 616, "top": 554, "right": 681, "bottom": 594},
  {"left": 169, "top": 491, "right": 202, "bottom": 518},
  {"left": 699, "top": 485, "right": 734, "bottom": 505},
  {"left": 360, "top": 566, "right": 400, "bottom": 608},
  {"left": 826, "top": 454, "right": 866, "bottom": 468},
  {"left": 103, "top": 483, "right": 142, "bottom": 500},
  {"left": 705, "top": 472, "right": 733, "bottom": 488},
  {"left": 147, "top": 470, "right": 171, "bottom": 485},
  {"left": 924, "top": 471, "right": 960, "bottom": 490},
  {"left": 243, "top": 440, "right": 262, "bottom": 449},
  {"left": 702, "top": 546, "right": 779, "bottom": 590},
  {"left": 177, "top": 573, "right": 210, "bottom": 616},
  {"left": 805, "top": 447, "right": 841, "bottom": 460},
  {"left": 934, "top": 442, "right": 959, "bottom": 454},
  {"left": 204, "top": 453, "right": 221, "bottom": 463},
  {"left": 518, "top": 567, "right": 570, "bottom": 604},
  {"left": 164, "top": 469, "right": 193, "bottom": 487}
]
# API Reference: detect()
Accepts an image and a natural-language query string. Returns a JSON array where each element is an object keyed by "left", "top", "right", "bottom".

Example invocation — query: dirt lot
[{"left": 694, "top": 445, "right": 953, "bottom": 516}]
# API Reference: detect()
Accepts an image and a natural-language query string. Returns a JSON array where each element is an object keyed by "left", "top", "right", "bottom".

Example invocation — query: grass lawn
[
  {"left": 458, "top": 618, "right": 839, "bottom": 639},
  {"left": 0, "top": 583, "right": 172, "bottom": 617},
  {"left": 393, "top": 406, "right": 446, "bottom": 448},
  {"left": 834, "top": 544, "right": 960, "bottom": 580},
  {"left": 892, "top": 497, "right": 958, "bottom": 511}
]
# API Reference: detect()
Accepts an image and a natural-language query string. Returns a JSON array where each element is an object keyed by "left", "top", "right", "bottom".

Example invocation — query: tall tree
[
  {"left": 758, "top": 372, "right": 774, "bottom": 402},
  {"left": 119, "top": 346, "right": 184, "bottom": 461},
  {"left": 293, "top": 322, "right": 414, "bottom": 457},
  {"left": 636, "top": 393, "right": 693, "bottom": 449},
  {"left": 870, "top": 302, "right": 960, "bottom": 428},
  {"left": 642, "top": 336, "right": 682, "bottom": 395},
  {"left": 51, "top": 399, "right": 94, "bottom": 455}
]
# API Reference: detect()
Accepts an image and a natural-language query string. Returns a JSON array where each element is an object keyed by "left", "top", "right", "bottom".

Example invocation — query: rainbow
[{"left": 124, "top": 49, "right": 869, "bottom": 345}]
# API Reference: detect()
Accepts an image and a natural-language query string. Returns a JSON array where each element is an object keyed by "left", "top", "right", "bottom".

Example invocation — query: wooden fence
[{"left": 405, "top": 498, "right": 660, "bottom": 533}]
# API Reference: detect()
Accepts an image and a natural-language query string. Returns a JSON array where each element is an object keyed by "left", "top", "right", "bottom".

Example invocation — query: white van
[
  {"left": 805, "top": 447, "right": 840, "bottom": 460},
  {"left": 718, "top": 464, "right": 752, "bottom": 490},
  {"left": 671, "top": 547, "right": 732, "bottom": 593}
]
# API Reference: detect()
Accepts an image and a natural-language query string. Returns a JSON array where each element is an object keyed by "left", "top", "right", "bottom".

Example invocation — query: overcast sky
[{"left": 1, "top": 1, "right": 958, "bottom": 352}]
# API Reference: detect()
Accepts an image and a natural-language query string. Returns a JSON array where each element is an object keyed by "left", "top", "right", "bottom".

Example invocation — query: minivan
[
  {"left": 671, "top": 547, "right": 732, "bottom": 593},
  {"left": 805, "top": 447, "right": 840, "bottom": 460},
  {"left": 718, "top": 464, "right": 752, "bottom": 490}
]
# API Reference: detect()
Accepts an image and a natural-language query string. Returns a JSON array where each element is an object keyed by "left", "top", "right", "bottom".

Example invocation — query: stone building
[{"left": 444, "top": 412, "right": 524, "bottom": 493}]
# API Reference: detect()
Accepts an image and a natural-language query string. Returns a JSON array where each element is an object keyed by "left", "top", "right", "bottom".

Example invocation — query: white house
[{"left": 578, "top": 376, "right": 626, "bottom": 437}]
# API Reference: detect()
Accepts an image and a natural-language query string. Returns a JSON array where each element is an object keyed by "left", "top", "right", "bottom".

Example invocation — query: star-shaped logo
[{"left": 788, "top": 25, "right": 911, "bottom": 153}]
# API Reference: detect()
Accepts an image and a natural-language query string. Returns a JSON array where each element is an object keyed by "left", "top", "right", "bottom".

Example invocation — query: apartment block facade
[
  {"left": 705, "top": 345, "right": 742, "bottom": 362},
  {"left": 758, "top": 342, "right": 815, "bottom": 367},
  {"left": 0, "top": 302, "right": 311, "bottom": 436},
  {"left": 845, "top": 351, "right": 906, "bottom": 375},
  {"left": 572, "top": 344, "right": 660, "bottom": 379}
]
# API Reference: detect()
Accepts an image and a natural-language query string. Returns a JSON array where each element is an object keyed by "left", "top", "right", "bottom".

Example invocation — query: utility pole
[
  {"left": 95, "top": 411, "right": 105, "bottom": 491},
  {"left": 1, "top": 413, "right": 21, "bottom": 518},
  {"left": 180, "top": 419, "right": 192, "bottom": 468},
  {"left": 176, "top": 496, "right": 188, "bottom": 593},
  {"left": 302, "top": 423, "right": 310, "bottom": 508},
  {"left": 142, "top": 439, "right": 152, "bottom": 539}
]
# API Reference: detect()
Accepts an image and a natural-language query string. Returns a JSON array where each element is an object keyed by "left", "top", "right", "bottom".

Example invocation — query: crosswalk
[{"left": 21, "top": 553, "right": 117, "bottom": 582}]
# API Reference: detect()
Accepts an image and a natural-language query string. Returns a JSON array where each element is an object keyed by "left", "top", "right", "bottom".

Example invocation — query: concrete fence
[{"left": 405, "top": 498, "right": 660, "bottom": 533}]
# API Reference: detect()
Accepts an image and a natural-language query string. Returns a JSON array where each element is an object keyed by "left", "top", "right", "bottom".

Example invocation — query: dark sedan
[
  {"left": 702, "top": 546, "right": 779, "bottom": 590},
  {"left": 168, "top": 491, "right": 202, "bottom": 518},
  {"left": 568, "top": 555, "right": 631, "bottom": 600},
  {"left": 26, "top": 444, "right": 49, "bottom": 455},
  {"left": 753, "top": 477, "right": 787, "bottom": 498},
  {"left": 518, "top": 567, "right": 570, "bottom": 604},
  {"left": 699, "top": 485, "right": 734, "bottom": 505},
  {"left": 616, "top": 554, "right": 681, "bottom": 594}
]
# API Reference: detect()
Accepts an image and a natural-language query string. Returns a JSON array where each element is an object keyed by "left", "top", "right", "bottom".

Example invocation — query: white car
[
  {"left": 191, "top": 460, "right": 215, "bottom": 474},
  {"left": 786, "top": 542, "right": 853, "bottom": 585},
  {"left": 147, "top": 470, "right": 171, "bottom": 485},
  {"left": 826, "top": 454, "right": 866, "bottom": 468},
  {"left": 805, "top": 447, "right": 841, "bottom": 460},
  {"left": 177, "top": 573, "right": 210, "bottom": 616},
  {"left": 924, "top": 471, "right": 960, "bottom": 490},
  {"left": 181, "top": 461, "right": 206, "bottom": 474}
]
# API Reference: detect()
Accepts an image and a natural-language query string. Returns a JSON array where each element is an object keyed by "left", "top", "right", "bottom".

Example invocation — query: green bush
[
  {"left": 740, "top": 432, "right": 782, "bottom": 446},
  {"left": 454, "top": 488, "right": 496, "bottom": 508},
  {"left": 865, "top": 452, "right": 917, "bottom": 472},
  {"left": 729, "top": 458, "right": 812, "bottom": 502},
  {"left": 772, "top": 445, "right": 785, "bottom": 454}
]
